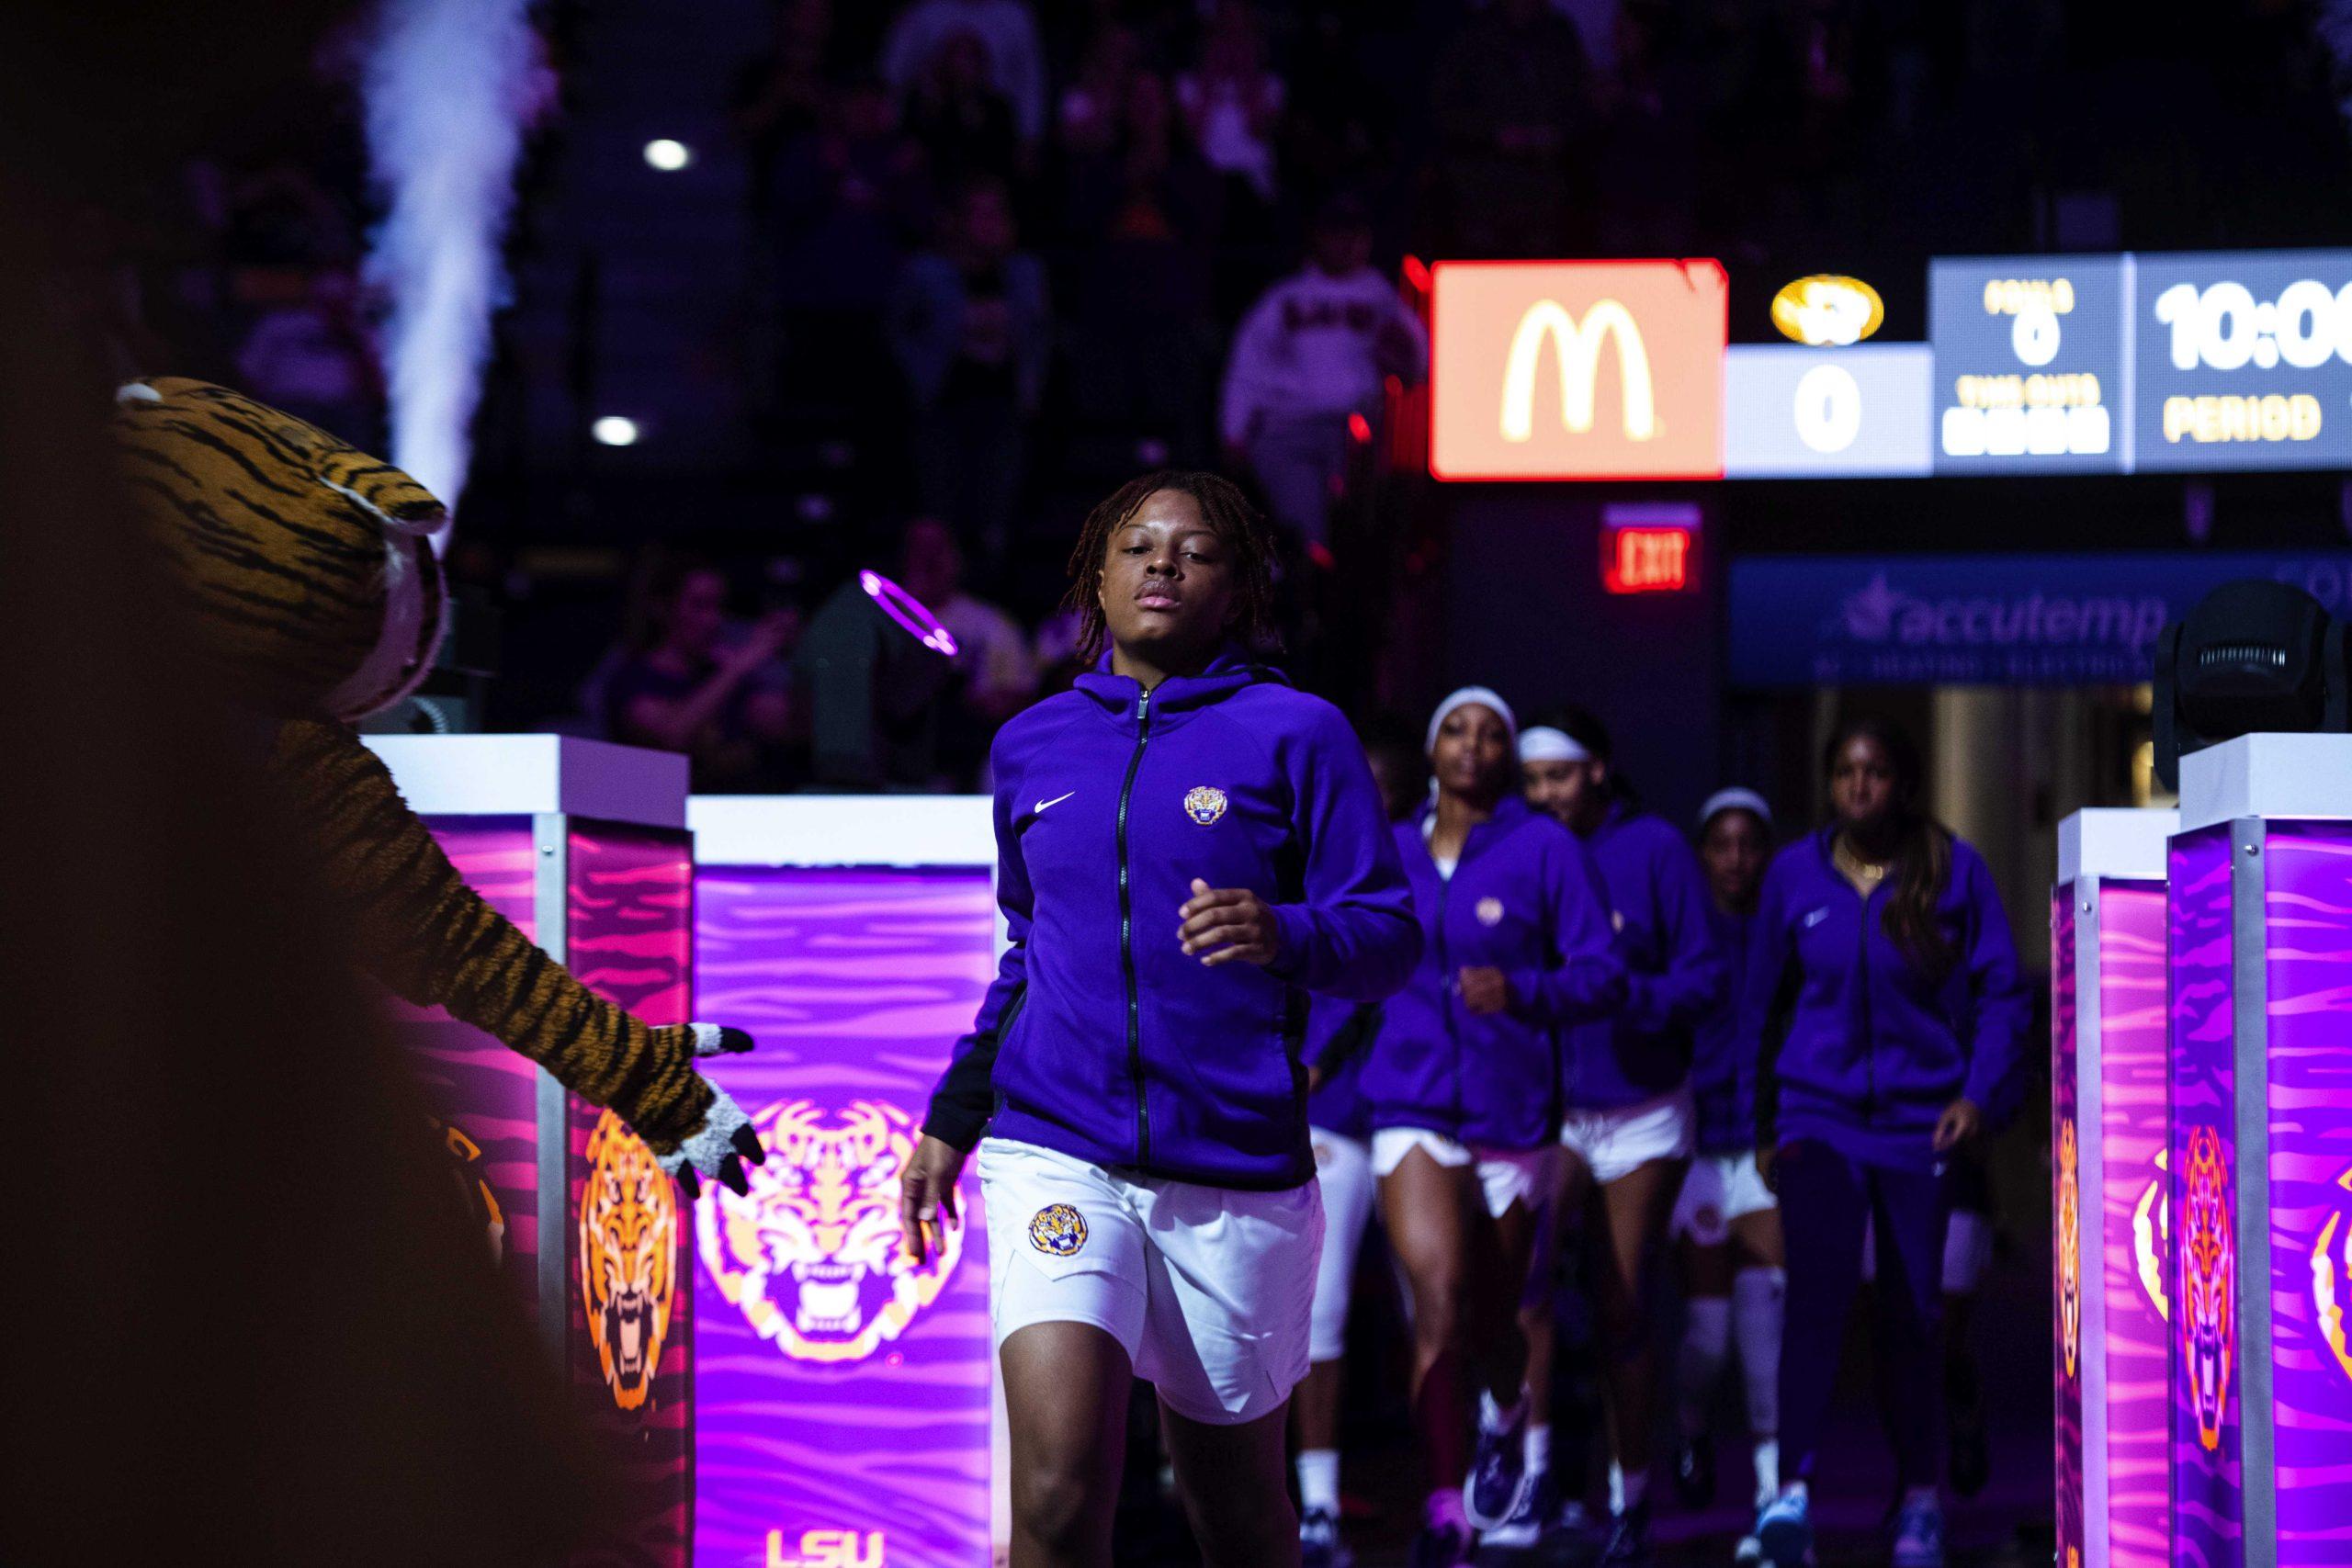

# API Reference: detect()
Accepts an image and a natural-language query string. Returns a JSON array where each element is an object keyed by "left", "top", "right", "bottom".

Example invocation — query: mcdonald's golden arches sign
[{"left": 1430, "top": 260, "right": 1727, "bottom": 480}]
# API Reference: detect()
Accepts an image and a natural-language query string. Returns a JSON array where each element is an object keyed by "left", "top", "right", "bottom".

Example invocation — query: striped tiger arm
[{"left": 271, "top": 719, "right": 715, "bottom": 1153}]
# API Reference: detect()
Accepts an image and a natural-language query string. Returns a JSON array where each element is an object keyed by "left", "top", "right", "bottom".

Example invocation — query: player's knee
[
  {"left": 1012, "top": 1457, "right": 1102, "bottom": 1554},
  {"left": 1408, "top": 1267, "right": 1465, "bottom": 1350}
]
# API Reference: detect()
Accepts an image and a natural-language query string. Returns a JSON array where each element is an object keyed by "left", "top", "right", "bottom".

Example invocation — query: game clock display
[{"left": 2134, "top": 251, "right": 2352, "bottom": 470}]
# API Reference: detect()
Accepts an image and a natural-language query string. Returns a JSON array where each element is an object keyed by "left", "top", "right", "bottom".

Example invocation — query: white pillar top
[
  {"left": 2177, "top": 733, "right": 2352, "bottom": 833},
  {"left": 364, "top": 734, "right": 688, "bottom": 829},
  {"left": 688, "top": 795, "right": 994, "bottom": 868},
  {"left": 2057, "top": 807, "right": 2179, "bottom": 884}
]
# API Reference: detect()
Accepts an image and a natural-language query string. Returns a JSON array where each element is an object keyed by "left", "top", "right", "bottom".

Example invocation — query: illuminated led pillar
[
  {"left": 2055, "top": 808, "right": 2177, "bottom": 1568},
  {"left": 368, "top": 735, "right": 695, "bottom": 1567},
  {"left": 2169, "top": 735, "right": 2352, "bottom": 1568},
  {"left": 685, "top": 796, "right": 999, "bottom": 1568}
]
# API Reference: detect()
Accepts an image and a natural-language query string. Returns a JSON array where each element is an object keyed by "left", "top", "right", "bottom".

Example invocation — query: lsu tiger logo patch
[
  {"left": 1184, "top": 785, "right": 1228, "bottom": 826},
  {"left": 1476, "top": 897, "right": 1505, "bottom": 927},
  {"left": 1030, "top": 1203, "right": 1089, "bottom": 1256}
]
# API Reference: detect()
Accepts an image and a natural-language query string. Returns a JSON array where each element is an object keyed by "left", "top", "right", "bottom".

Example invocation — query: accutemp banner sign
[
  {"left": 1430, "top": 259, "right": 1728, "bottom": 480},
  {"left": 1729, "top": 552, "right": 2349, "bottom": 686}
]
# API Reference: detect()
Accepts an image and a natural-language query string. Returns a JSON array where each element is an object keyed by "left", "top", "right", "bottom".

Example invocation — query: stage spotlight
[
  {"left": 2153, "top": 579, "right": 2349, "bottom": 788},
  {"left": 643, "top": 139, "right": 693, "bottom": 172},
  {"left": 592, "top": 416, "right": 640, "bottom": 446}
]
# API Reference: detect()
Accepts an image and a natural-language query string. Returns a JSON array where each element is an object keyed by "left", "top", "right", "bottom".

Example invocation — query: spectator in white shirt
[
  {"left": 1219, "top": 196, "right": 1427, "bottom": 552},
  {"left": 881, "top": 0, "right": 1047, "bottom": 147}
]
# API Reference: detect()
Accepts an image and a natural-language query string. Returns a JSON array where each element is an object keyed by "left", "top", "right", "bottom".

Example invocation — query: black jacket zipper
[{"left": 1117, "top": 689, "right": 1154, "bottom": 1165}]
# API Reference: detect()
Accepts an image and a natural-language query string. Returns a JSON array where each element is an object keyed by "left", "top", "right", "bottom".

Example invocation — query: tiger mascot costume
[{"left": 112, "top": 377, "right": 763, "bottom": 1197}]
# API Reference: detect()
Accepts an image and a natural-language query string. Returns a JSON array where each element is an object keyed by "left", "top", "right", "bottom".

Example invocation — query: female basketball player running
[
  {"left": 1363, "top": 689, "right": 1623, "bottom": 1568},
  {"left": 900, "top": 472, "right": 1420, "bottom": 1568},
  {"left": 1510, "top": 712, "right": 1726, "bottom": 1566},
  {"left": 1670, "top": 790, "right": 1785, "bottom": 1561},
  {"left": 1742, "top": 718, "right": 2027, "bottom": 1568}
]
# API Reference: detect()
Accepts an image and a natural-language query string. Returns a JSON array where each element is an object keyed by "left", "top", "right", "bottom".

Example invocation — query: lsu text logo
[
  {"left": 1430, "top": 260, "right": 1726, "bottom": 480},
  {"left": 767, "top": 1529, "right": 884, "bottom": 1568}
]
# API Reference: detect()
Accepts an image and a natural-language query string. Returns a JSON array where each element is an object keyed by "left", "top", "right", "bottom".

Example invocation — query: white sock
[
  {"left": 1734, "top": 1267, "right": 1786, "bottom": 1438},
  {"left": 1781, "top": 1479, "right": 1809, "bottom": 1504},
  {"left": 1679, "top": 1296, "right": 1733, "bottom": 1433},
  {"left": 1609, "top": 1461, "right": 1623, "bottom": 1515},
  {"left": 1297, "top": 1449, "right": 1340, "bottom": 1518},
  {"left": 1427, "top": 1488, "right": 1469, "bottom": 1531},
  {"left": 1479, "top": 1387, "right": 1525, "bottom": 1436},
  {"left": 1751, "top": 1438, "right": 1781, "bottom": 1503},
  {"left": 1525, "top": 1422, "right": 1552, "bottom": 1476}
]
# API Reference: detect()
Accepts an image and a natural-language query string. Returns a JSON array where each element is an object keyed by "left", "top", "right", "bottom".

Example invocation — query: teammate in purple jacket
[
  {"left": 899, "top": 472, "right": 1419, "bottom": 1568},
  {"left": 1510, "top": 710, "right": 1727, "bottom": 1565},
  {"left": 1670, "top": 789, "right": 1785, "bottom": 1558},
  {"left": 1295, "top": 728, "right": 1421, "bottom": 1568},
  {"left": 1741, "top": 718, "right": 2029, "bottom": 1568},
  {"left": 1362, "top": 688, "right": 1623, "bottom": 1568}
]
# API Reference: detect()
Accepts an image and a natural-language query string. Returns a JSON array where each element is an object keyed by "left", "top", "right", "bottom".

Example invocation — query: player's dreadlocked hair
[{"left": 1061, "top": 470, "right": 1282, "bottom": 663}]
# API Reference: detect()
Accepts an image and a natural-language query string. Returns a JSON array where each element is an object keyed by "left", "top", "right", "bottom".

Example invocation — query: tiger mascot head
[{"left": 109, "top": 378, "right": 447, "bottom": 721}]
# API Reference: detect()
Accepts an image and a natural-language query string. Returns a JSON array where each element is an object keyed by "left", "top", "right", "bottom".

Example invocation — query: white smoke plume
[{"left": 360, "top": 0, "right": 549, "bottom": 531}]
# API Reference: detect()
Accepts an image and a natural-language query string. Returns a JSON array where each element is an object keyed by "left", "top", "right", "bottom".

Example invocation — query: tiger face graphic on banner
[
  {"left": 581, "top": 1109, "right": 679, "bottom": 1412},
  {"left": 699, "top": 1099, "right": 964, "bottom": 1364},
  {"left": 2177, "top": 1123, "right": 2236, "bottom": 1452}
]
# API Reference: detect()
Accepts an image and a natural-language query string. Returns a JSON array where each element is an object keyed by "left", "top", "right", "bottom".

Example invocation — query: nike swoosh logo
[
  {"left": 1035, "top": 792, "right": 1075, "bottom": 815},
  {"left": 1804, "top": 908, "right": 1831, "bottom": 928}
]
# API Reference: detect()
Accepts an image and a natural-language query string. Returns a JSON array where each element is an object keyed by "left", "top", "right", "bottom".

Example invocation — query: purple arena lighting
[{"left": 860, "top": 570, "right": 959, "bottom": 659}]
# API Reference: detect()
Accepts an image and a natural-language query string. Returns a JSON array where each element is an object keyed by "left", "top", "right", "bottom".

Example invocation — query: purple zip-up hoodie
[
  {"left": 1363, "top": 796, "right": 1624, "bottom": 1150},
  {"left": 1689, "top": 904, "right": 1754, "bottom": 1154},
  {"left": 1560, "top": 802, "right": 1727, "bottom": 1110},
  {"left": 923, "top": 649, "right": 1420, "bottom": 1189},
  {"left": 1736, "top": 826, "right": 2030, "bottom": 1172}
]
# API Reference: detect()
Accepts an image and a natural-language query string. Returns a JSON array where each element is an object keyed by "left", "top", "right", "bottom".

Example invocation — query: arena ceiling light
[
  {"left": 642, "top": 139, "right": 694, "bottom": 172},
  {"left": 591, "top": 416, "right": 640, "bottom": 446}
]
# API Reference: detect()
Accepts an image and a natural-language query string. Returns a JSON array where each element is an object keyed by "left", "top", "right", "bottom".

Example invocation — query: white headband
[
  {"left": 1425, "top": 686, "right": 1516, "bottom": 753},
  {"left": 1517, "top": 726, "right": 1590, "bottom": 764},
  {"left": 1698, "top": 786, "right": 1774, "bottom": 832}
]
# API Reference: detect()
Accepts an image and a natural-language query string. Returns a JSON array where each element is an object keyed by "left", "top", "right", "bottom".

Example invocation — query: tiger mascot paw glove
[{"left": 649, "top": 1036, "right": 766, "bottom": 1200}]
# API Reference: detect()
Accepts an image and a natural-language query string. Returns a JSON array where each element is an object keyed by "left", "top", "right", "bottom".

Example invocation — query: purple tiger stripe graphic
[
  {"left": 691, "top": 865, "right": 999, "bottom": 1568},
  {"left": 2055, "top": 892, "right": 2085, "bottom": 1568},
  {"left": 2100, "top": 884, "right": 2173, "bottom": 1568},
  {"left": 566, "top": 825, "right": 698, "bottom": 1568},
  {"left": 2256, "top": 823, "right": 2352, "bottom": 1566},
  {"left": 398, "top": 818, "right": 544, "bottom": 1305},
  {"left": 2169, "top": 826, "right": 2244, "bottom": 1568}
]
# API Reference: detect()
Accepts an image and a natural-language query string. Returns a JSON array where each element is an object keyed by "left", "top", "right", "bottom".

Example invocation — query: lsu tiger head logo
[
  {"left": 2057, "top": 1118, "right": 2081, "bottom": 1379},
  {"left": 697, "top": 1099, "right": 961, "bottom": 1364},
  {"left": 2177, "top": 1125, "right": 2235, "bottom": 1451},
  {"left": 581, "top": 1110, "right": 677, "bottom": 1412},
  {"left": 1029, "top": 1203, "right": 1088, "bottom": 1256},
  {"left": 1183, "top": 785, "right": 1229, "bottom": 826},
  {"left": 1476, "top": 897, "right": 1505, "bottom": 928},
  {"left": 2312, "top": 1166, "right": 2352, "bottom": 1389}
]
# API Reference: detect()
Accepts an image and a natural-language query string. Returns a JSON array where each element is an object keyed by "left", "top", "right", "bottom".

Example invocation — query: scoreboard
[{"left": 1433, "top": 247, "right": 2352, "bottom": 479}]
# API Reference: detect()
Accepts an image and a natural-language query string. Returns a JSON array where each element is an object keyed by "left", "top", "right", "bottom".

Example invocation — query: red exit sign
[{"left": 1600, "top": 503, "right": 1700, "bottom": 594}]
